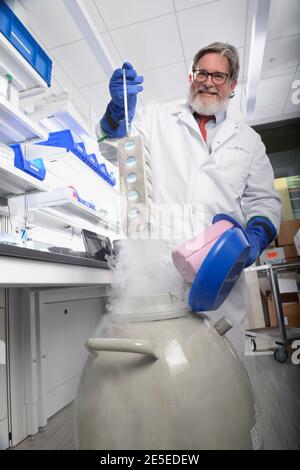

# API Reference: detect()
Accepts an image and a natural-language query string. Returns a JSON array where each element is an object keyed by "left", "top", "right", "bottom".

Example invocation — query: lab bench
[
  {"left": 0, "top": 245, "right": 113, "bottom": 447},
  {"left": 0, "top": 243, "right": 113, "bottom": 286}
]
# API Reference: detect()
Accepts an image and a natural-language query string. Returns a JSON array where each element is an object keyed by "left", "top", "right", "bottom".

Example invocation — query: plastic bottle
[
  {"left": 5, "top": 73, "right": 19, "bottom": 108},
  {"left": 5, "top": 73, "right": 13, "bottom": 101}
]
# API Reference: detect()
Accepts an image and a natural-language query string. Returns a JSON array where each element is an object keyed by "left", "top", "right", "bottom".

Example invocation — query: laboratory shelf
[
  {"left": 0, "top": 93, "right": 47, "bottom": 144},
  {"left": 29, "top": 99, "right": 91, "bottom": 142},
  {"left": 49, "top": 199, "right": 104, "bottom": 225},
  {"left": 0, "top": 33, "right": 48, "bottom": 91},
  {"left": 42, "top": 203, "right": 119, "bottom": 228},
  {"left": 24, "top": 142, "right": 119, "bottom": 195},
  {"left": 0, "top": 154, "right": 49, "bottom": 198},
  {"left": 27, "top": 188, "right": 120, "bottom": 229},
  {"left": 31, "top": 206, "right": 120, "bottom": 242}
]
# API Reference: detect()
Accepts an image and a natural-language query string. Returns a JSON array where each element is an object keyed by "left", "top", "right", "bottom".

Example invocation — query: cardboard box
[
  {"left": 277, "top": 219, "right": 300, "bottom": 246},
  {"left": 283, "top": 244, "right": 300, "bottom": 262},
  {"left": 267, "top": 292, "right": 300, "bottom": 327},
  {"left": 260, "top": 245, "right": 300, "bottom": 265},
  {"left": 278, "top": 275, "right": 298, "bottom": 293},
  {"left": 259, "top": 247, "right": 285, "bottom": 265}
]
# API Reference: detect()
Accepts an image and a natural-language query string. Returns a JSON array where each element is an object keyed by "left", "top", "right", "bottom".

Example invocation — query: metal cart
[{"left": 245, "top": 262, "right": 300, "bottom": 363}]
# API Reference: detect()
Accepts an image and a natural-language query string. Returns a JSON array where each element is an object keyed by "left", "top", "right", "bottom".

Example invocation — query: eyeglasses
[{"left": 192, "top": 70, "right": 229, "bottom": 85}]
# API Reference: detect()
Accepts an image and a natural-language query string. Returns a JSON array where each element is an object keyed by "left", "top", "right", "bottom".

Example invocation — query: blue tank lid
[{"left": 189, "top": 227, "right": 250, "bottom": 312}]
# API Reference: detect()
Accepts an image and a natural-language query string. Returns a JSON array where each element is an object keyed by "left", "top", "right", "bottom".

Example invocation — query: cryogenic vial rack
[{"left": 118, "top": 135, "right": 152, "bottom": 237}]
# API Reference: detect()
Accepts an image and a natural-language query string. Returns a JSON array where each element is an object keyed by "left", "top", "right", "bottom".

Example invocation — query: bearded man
[{"left": 97, "top": 42, "right": 281, "bottom": 357}]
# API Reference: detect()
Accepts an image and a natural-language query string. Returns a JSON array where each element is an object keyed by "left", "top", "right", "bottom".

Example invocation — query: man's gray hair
[{"left": 192, "top": 42, "right": 240, "bottom": 81}]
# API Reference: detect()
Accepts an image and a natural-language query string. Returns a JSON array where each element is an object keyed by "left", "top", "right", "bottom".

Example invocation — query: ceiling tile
[
  {"left": 18, "top": 0, "right": 83, "bottom": 50},
  {"left": 255, "top": 74, "right": 294, "bottom": 108},
  {"left": 100, "top": 32, "right": 123, "bottom": 67},
  {"left": 110, "top": 15, "right": 184, "bottom": 70},
  {"left": 50, "top": 59, "right": 90, "bottom": 109},
  {"left": 175, "top": 0, "right": 219, "bottom": 11},
  {"left": 80, "top": 81, "right": 110, "bottom": 117},
  {"left": 82, "top": 0, "right": 107, "bottom": 33},
  {"left": 267, "top": 0, "right": 300, "bottom": 41},
  {"left": 245, "top": 0, "right": 300, "bottom": 48},
  {"left": 243, "top": 38, "right": 299, "bottom": 84},
  {"left": 50, "top": 40, "right": 107, "bottom": 87},
  {"left": 94, "top": 0, "right": 173, "bottom": 30},
  {"left": 141, "top": 62, "right": 188, "bottom": 103},
  {"left": 177, "top": 0, "right": 248, "bottom": 60},
  {"left": 261, "top": 36, "right": 300, "bottom": 79}
]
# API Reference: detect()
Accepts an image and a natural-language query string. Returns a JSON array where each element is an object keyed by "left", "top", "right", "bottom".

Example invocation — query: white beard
[{"left": 187, "top": 89, "right": 229, "bottom": 115}]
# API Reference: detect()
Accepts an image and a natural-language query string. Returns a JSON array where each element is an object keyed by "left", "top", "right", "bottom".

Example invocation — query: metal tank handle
[{"left": 85, "top": 338, "right": 160, "bottom": 360}]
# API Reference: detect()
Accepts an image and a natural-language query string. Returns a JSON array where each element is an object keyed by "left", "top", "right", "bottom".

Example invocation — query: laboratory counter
[{"left": 0, "top": 244, "right": 113, "bottom": 287}]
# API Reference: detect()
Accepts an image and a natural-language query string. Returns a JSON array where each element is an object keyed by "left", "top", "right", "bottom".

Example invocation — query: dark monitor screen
[{"left": 81, "top": 229, "right": 112, "bottom": 261}]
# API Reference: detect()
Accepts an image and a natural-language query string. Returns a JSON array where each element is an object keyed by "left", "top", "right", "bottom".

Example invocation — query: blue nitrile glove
[
  {"left": 100, "top": 62, "right": 143, "bottom": 139},
  {"left": 244, "top": 216, "right": 277, "bottom": 267},
  {"left": 213, "top": 213, "right": 276, "bottom": 268}
]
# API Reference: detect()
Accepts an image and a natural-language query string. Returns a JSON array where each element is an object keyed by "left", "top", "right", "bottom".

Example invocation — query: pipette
[
  {"left": 122, "top": 66, "right": 130, "bottom": 137},
  {"left": 118, "top": 65, "right": 152, "bottom": 238}
]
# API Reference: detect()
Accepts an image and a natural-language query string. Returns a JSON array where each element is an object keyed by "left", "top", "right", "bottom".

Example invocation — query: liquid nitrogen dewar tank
[{"left": 74, "top": 293, "right": 263, "bottom": 450}]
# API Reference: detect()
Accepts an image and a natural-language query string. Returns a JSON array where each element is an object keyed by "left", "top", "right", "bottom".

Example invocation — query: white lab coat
[
  {"left": 129, "top": 102, "right": 282, "bottom": 357},
  {"left": 132, "top": 102, "right": 281, "bottom": 235}
]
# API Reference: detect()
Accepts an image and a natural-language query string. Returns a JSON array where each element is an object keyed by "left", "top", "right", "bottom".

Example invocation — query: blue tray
[
  {"left": 38, "top": 130, "right": 116, "bottom": 186},
  {"left": 10, "top": 143, "right": 46, "bottom": 181},
  {"left": 0, "top": 1, "right": 52, "bottom": 86}
]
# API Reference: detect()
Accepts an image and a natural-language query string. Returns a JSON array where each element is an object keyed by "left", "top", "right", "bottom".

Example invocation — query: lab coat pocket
[{"left": 218, "top": 147, "right": 249, "bottom": 196}]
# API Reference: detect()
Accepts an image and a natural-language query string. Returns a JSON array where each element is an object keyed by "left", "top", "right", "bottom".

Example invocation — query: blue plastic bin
[
  {"left": 37, "top": 130, "right": 88, "bottom": 162},
  {"left": 0, "top": 1, "right": 52, "bottom": 86},
  {"left": 76, "top": 142, "right": 88, "bottom": 161},
  {"left": 37, "top": 130, "right": 116, "bottom": 186},
  {"left": 97, "top": 163, "right": 109, "bottom": 182},
  {"left": 85, "top": 153, "right": 99, "bottom": 172},
  {"left": 37, "top": 129, "right": 75, "bottom": 150},
  {"left": 97, "top": 163, "right": 116, "bottom": 186},
  {"left": 10, "top": 143, "right": 46, "bottom": 181},
  {"left": 109, "top": 173, "right": 116, "bottom": 187}
]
